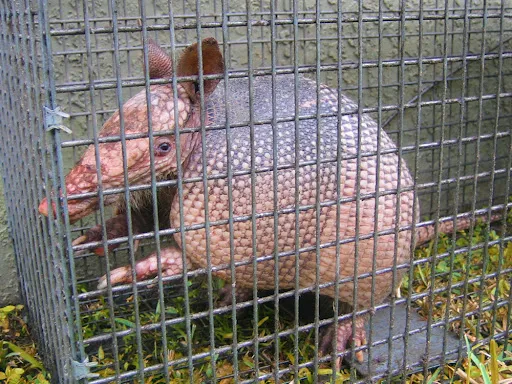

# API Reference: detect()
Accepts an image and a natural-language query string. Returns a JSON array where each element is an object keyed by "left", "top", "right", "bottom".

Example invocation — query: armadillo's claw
[
  {"left": 73, "top": 223, "right": 107, "bottom": 256},
  {"left": 395, "top": 281, "right": 403, "bottom": 298},
  {"left": 72, "top": 235, "right": 88, "bottom": 246},
  {"left": 73, "top": 214, "right": 135, "bottom": 256},
  {"left": 97, "top": 266, "right": 133, "bottom": 289},
  {"left": 97, "top": 246, "right": 185, "bottom": 290},
  {"left": 72, "top": 235, "right": 95, "bottom": 257},
  {"left": 354, "top": 339, "right": 364, "bottom": 363},
  {"left": 320, "top": 316, "right": 367, "bottom": 369}
]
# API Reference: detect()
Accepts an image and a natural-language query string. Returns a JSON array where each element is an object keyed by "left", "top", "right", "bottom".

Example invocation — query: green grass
[
  {"left": 0, "top": 305, "right": 50, "bottom": 383},
  {"left": 1, "top": 214, "right": 511, "bottom": 383},
  {"left": 398, "top": 214, "right": 512, "bottom": 384}
]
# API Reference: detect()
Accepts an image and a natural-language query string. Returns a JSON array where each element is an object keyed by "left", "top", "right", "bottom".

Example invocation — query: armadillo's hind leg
[
  {"left": 217, "top": 284, "right": 253, "bottom": 307},
  {"left": 97, "top": 245, "right": 186, "bottom": 289},
  {"left": 320, "top": 315, "right": 367, "bottom": 370}
]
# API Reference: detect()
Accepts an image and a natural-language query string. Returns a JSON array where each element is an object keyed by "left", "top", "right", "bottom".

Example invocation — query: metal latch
[
  {"left": 44, "top": 106, "right": 72, "bottom": 134},
  {"left": 72, "top": 357, "right": 100, "bottom": 380}
]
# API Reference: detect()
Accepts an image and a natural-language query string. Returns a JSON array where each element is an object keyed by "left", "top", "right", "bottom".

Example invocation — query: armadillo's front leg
[
  {"left": 73, "top": 213, "right": 139, "bottom": 256},
  {"left": 97, "top": 245, "right": 186, "bottom": 289},
  {"left": 320, "top": 316, "right": 367, "bottom": 369}
]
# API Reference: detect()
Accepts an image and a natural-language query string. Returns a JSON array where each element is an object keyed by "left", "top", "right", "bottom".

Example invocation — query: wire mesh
[{"left": 0, "top": 0, "right": 511, "bottom": 383}]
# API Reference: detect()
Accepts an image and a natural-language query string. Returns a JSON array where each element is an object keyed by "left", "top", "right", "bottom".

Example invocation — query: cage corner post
[{"left": 35, "top": 0, "right": 88, "bottom": 381}]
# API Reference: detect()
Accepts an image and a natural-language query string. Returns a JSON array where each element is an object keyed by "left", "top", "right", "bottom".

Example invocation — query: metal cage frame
[{"left": 0, "top": 0, "right": 511, "bottom": 383}]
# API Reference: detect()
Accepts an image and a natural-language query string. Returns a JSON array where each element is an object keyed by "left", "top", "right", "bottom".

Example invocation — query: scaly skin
[
  {"left": 175, "top": 74, "right": 414, "bottom": 362},
  {"left": 38, "top": 38, "right": 499, "bottom": 367}
]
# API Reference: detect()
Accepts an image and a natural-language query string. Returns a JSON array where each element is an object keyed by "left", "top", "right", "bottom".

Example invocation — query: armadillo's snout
[
  {"left": 39, "top": 197, "right": 60, "bottom": 219},
  {"left": 38, "top": 198, "right": 51, "bottom": 217},
  {"left": 38, "top": 194, "right": 99, "bottom": 223}
]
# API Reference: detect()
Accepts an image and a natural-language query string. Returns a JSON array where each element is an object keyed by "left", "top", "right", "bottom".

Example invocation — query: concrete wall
[
  {"left": 48, "top": 0, "right": 512, "bottom": 217},
  {"left": 0, "top": 178, "right": 19, "bottom": 305}
]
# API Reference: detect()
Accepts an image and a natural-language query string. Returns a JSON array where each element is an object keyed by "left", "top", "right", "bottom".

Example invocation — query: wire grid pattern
[{"left": 0, "top": 0, "right": 511, "bottom": 382}]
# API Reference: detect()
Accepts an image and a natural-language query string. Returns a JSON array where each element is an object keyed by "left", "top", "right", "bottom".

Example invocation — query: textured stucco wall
[
  {"left": 0, "top": 178, "right": 19, "bottom": 305},
  {"left": 49, "top": 0, "right": 512, "bottom": 227}
]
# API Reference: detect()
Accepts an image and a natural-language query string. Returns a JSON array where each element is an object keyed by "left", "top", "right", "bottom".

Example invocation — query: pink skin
[{"left": 97, "top": 246, "right": 185, "bottom": 289}]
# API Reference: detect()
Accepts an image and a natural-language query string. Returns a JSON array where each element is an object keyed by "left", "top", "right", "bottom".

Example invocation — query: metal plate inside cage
[{"left": 353, "top": 302, "right": 462, "bottom": 377}]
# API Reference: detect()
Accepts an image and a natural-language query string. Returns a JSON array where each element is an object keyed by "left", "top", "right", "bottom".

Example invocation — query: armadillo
[{"left": 38, "top": 38, "right": 495, "bottom": 366}]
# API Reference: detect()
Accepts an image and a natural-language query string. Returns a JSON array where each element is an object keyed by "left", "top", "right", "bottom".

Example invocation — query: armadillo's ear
[
  {"left": 146, "top": 37, "right": 173, "bottom": 79},
  {"left": 176, "top": 38, "right": 224, "bottom": 102}
]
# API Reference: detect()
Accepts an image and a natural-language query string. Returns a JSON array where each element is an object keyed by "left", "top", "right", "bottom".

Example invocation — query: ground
[{"left": 1, "top": 215, "right": 511, "bottom": 383}]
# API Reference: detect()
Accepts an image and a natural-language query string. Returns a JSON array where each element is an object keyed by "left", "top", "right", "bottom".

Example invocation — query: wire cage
[{"left": 0, "top": 0, "right": 511, "bottom": 383}]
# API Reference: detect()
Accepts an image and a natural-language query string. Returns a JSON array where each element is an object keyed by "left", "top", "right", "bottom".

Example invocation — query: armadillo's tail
[{"left": 415, "top": 209, "right": 505, "bottom": 246}]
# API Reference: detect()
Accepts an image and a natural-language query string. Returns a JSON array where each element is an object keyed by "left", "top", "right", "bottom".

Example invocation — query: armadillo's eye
[{"left": 155, "top": 141, "right": 172, "bottom": 156}]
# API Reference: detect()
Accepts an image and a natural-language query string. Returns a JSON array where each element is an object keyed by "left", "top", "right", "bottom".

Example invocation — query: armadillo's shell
[{"left": 173, "top": 74, "right": 417, "bottom": 307}]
